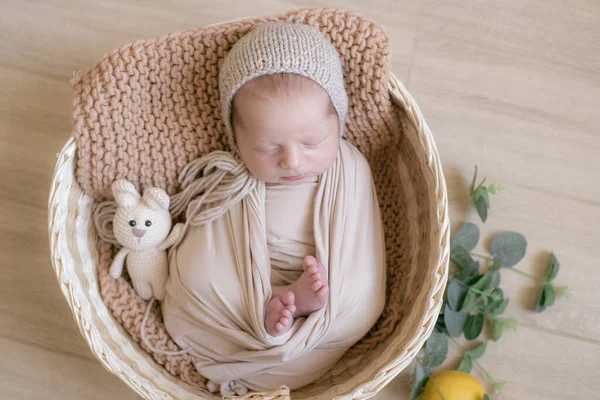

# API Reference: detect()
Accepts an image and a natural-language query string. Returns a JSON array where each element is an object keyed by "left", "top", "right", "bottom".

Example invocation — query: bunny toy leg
[
  {"left": 150, "top": 252, "right": 169, "bottom": 301},
  {"left": 151, "top": 271, "right": 168, "bottom": 301},
  {"left": 133, "top": 280, "right": 154, "bottom": 300}
]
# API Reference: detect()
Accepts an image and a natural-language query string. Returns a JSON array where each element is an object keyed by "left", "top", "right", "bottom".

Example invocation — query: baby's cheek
[
  {"left": 321, "top": 147, "right": 339, "bottom": 171},
  {"left": 249, "top": 157, "right": 276, "bottom": 180}
]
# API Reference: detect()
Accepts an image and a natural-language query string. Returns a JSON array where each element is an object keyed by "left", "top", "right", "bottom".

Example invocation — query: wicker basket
[{"left": 48, "top": 9, "right": 449, "bottom": 400}]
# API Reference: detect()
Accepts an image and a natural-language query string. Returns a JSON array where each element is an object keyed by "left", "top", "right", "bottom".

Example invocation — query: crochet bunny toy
[{"left": 109, "top": 179, "right": 184, "bottom": 301}]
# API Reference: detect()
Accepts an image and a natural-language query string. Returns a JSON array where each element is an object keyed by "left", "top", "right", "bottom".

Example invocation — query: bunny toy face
[{"left": 112, "top": 180, "right": 172, "bottom": 251}]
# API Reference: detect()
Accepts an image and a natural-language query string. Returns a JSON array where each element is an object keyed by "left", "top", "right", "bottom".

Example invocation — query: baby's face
[{"left": 232, "top": 80, "right": 340, "bottom": 185}]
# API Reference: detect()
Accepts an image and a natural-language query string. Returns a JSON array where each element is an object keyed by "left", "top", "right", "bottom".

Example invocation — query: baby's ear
[
  {"left": 142, "top": 187, "right": 170, "bottom": 211},
  {"left": 112, "top": 179, "right": 140, "bottom": 208}
]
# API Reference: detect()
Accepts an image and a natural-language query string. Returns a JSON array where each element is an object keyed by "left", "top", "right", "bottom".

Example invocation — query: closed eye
[
  {"left": 254, "top": 147, "right": 280, "bottom": 154},
  {"left": 304, "top": 139, "right": 326, "bottom": 148}
]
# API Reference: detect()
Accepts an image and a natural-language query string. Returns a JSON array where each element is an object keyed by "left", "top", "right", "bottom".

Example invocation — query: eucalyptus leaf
[
  {"left": 464, "top": 313, "right": 485, "bottom": 340},
  {"left": 474, "top": 194, "right": 489, "bottom": 222},
  {"left": 489, "top": 270, "right": 501, "bottom": 288},
  {"left": 447, "top": 280, "right": 468, "bottom": 311},
  {"left": 489, "top": 317, "right": 505, "bottom": 341},
  {"left": 486, "top": 288, "right": 504, "bottom": 311},
  {"left": 451, "top": 223, "right": 480, "bottom": 252},
  {"left": 486, "top": 296, "right": 501, "bottom": 313},
  {"left": 469, "top": 261, "right": 481, "bottom": 277},
  {"left": 451, "top": 246, "right": 474, "bottom": 272},
  {"left": 408, "top": 361, "right": 429, "bottom": 400},
  {"left": 466, "top": 273, "right": 484, "bottom": 287},
  {"left": 457, "top": 355, "right": 472, "bottom": 373},
  {"left": 472, "top": 274, "right": 491, "bottom": 291},
  {"left": 458, "top": 261, "right": 480, "bottom": 282},
  {"left": 444, "top": 304, "right": 468, "bottom": 337},
  {"left": 455, "top": 264, "right": 470, "bottom": 282},
  {"left": 546, "top": 252, "right": 560, "bottom": 282},
  {"left": 536, "top": 285, "right": 548, "bottom": 313},
  {"left": 543, "top": 283, "right": 556, "bottom": 307},
  {"left": 482, "top": 295, "right": 489, "bottom": 307},
  {"left": 461, "top": 290, "right": 478, "bottom": 312},
  {"left": 491, "top": 298, "right": 509, "bottom": 316},
  {"left": 425, "top": 331, "right": 448, "bottom": 368},
  {"left": 466, "top": 341, "right": 487, "bottom": 359},
  {"left": 473, "top": 176, "right": 487, "bottom": 197},
  {"left": 490, "top": 232, "right": 527, "bottom": 267},
  {"left": 480, "top": 187, "right": 490, "bottom": 206},
  {"left": 483, "top": 395, "right": 491, "bottom": 400},
  {"left": 491, "top": 288, "right": 504, "bottom": 302}
]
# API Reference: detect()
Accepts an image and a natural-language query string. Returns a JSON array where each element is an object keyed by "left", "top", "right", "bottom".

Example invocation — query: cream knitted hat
[{"left": 218, "top": 22, "right": 348, "bottom": 155}]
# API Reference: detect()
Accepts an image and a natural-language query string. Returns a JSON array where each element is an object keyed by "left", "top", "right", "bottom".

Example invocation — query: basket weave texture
[{"left": 49, "top": 8, "right": 449, "bottom": 400}]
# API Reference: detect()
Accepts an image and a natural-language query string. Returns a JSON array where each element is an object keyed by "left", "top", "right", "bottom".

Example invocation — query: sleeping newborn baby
[
  {"left": 162, "top": 22, "right": 386, "bottom": 395},
  {"left": 233, "top": 72, "right": 338, "bottom": 336}
]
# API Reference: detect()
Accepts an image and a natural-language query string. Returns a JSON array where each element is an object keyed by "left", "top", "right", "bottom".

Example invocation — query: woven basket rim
[{"left": 48, "top": 72, "right": 449, "bottom": 399}]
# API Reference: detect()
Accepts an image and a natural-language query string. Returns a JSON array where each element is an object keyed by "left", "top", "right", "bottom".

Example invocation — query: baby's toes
[
  {"left": 281, "top": 308, "right": 292, "bottom": 318},
  {"left": 303, "top": 255, "right": 317, "bottom": 270},
  {"left": 280, "top": 315, "right": 292, "bottom": 329},
  {"left": 316, "top": 285, "right": 329, "bottom": 297},
  {"left": 281, "top": 291, "right": 295, "bottom": 306},
  {"left": 310, "top": 272, "right": 321, "bottom": 283},
  {"left": 311, "top": 279, "right": 324, "bottom": 291},
  {"left": 285, "top": 304, "right": 296, "bottom": 314}
]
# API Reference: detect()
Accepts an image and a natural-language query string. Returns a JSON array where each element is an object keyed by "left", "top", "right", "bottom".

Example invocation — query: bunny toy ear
[
  {"left": 143, "top": 187, "right": 170, "bottom": 211},
  {"left": 112, "top": 179, "right": 141, "bottom": 207}
]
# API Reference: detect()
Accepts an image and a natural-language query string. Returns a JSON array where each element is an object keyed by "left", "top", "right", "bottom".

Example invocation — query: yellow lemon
[{"left": 421, "top": 371, "right": 486, "bottom": 400}]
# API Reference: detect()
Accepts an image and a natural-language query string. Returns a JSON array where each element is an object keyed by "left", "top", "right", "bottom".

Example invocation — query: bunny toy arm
[
  {"left": 158, "top": 223, "right": 185, "bottom": 251},
  {"left": 109, "top": 247, "right": 131, "bottom": 279}
]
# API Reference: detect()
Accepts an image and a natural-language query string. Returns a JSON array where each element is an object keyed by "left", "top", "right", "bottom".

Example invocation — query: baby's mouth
[{"left": 282, "top": 174, "right": 307, "bottom": 182}]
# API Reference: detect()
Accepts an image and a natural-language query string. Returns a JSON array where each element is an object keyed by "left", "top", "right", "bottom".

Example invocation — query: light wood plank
[
  {"left": 0, "top": 65, "right": 98, "bottom": 360},
  {"left": 0, "top": 0, "right": 416, "bottom": 84},
  {"left": 296, "top": 0, "right": 600, "bottom": 75},
  {"left": 0, "top": 336, "right": 137, "bottom": 400}
]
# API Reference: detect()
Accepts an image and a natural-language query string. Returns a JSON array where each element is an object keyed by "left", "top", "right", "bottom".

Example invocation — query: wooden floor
[{"left": 2, "top": 0, "right": 599, "bottom": 399}]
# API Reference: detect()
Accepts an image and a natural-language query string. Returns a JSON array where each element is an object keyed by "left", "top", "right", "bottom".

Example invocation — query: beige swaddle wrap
[{"left": 162, "top": 140, "right": 386, "bottom": 393}]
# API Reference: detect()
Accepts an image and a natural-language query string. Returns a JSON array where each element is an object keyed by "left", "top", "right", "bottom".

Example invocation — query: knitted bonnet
[{"left": 218, "top": 22, "right": 348, "bottom": 155}]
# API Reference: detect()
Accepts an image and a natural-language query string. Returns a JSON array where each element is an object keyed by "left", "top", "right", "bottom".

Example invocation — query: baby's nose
[
  {"left": 132, "top": 228, "right": 146, "bottom": 238},
  {"left": 280, "top": 148, "right": 304, "bottom": 169}
]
